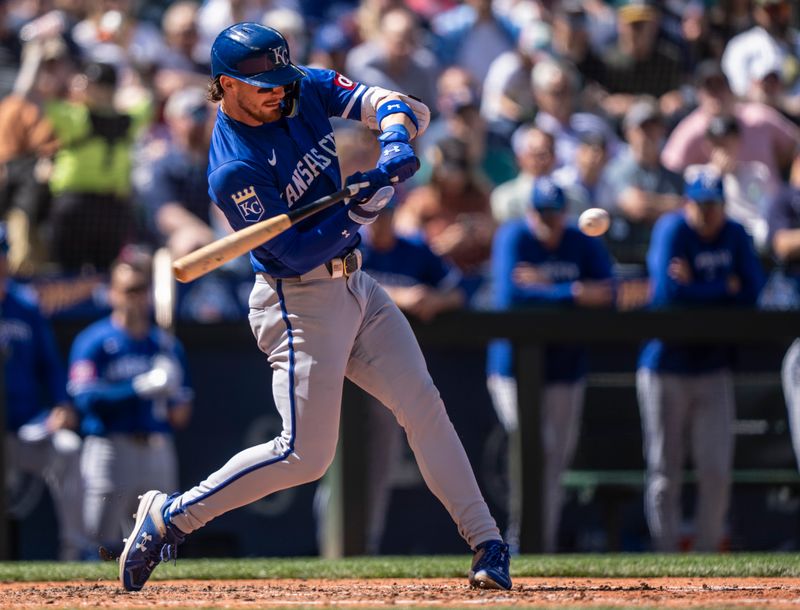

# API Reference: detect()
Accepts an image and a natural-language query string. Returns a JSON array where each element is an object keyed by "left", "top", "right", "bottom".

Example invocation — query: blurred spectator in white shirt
[{"left": 346, "top": 7, "right": 438, "bottom": 108}]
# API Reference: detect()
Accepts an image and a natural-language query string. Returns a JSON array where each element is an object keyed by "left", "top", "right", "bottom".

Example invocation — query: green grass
[{"left": 2, "top": 553, "right": 800, "bottom": 582}]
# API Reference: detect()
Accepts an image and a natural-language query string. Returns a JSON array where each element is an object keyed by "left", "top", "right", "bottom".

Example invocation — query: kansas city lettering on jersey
[
  {"left": 283, "top": 132, "right": 336, "bottom": 206},
  {"left": 537, "top": 261, "right": 580, "bottom": 282},
  {"left": 694, "top": 249, "right": 733, "bottom": 279}
]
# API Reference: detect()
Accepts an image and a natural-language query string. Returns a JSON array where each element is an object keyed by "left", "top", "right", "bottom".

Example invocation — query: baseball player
[
  {"left": 69, "top": 248, "right": 193, "bottom": 557},
  {"left": 119, "top": 23, "right": 510, "bottom": 591},
  {"left": 0, "top": 225, "right": 87, "bottom": 560},
  {"left": 487, "top": 177, "right": 614, "bottom": 553},
  {"left": 638, "top": 169, "right": 764, "bottom": 552}
]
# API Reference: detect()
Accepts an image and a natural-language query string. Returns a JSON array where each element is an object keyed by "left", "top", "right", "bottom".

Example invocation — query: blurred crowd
[{"left": 2, "top": 0, "right": 800, "bottom": 558}]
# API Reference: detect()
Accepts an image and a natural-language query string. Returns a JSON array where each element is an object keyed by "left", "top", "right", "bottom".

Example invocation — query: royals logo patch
[{"left": 232, "top": 186, "right": 265, "bottom": 222}]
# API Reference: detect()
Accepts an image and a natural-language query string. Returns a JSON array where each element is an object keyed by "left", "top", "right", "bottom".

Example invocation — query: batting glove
[
  {"left": 345, "top": 169, "right": 395, "bottom": 225},
  {"left": 377, "top": 125, "right": 420, "bottom": 183}
]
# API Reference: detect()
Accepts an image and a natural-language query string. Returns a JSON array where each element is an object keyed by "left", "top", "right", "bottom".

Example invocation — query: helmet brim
[{"left": 235, "top": 64, "right": 306, "bottom": 89}]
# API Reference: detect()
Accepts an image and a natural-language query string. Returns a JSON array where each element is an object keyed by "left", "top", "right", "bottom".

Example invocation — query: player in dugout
[
  {"left": 637, "top": 168, "right": 765, "bottom": 552},
  {"left": 117, "top": 23, "right": 511, "bottom": 591}
]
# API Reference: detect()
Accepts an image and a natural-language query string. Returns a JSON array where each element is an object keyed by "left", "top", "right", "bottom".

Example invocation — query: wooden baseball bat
[{"left": 172, "top": 181, "right": 369, "bottom": 283}]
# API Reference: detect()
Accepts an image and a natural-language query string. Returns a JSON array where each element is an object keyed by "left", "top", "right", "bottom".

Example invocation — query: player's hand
[
  {"left": 572, "top": 280, "right": 615, "bottom": 307},
  {"left": 727, "top": 274, "right": 742, "bottom": 295},
  {"left": 668, "top": 257, "right": 693, "bottom": 285},
  {"left": 46, "top": 404, "right": 78, "bottom": 431},
  {"left": 377, "top": 127, "right": 420, "bottom": 183},
  {"left": 346, "top": 169, "right": 395, "bottom": 225},
  {"left": 132, "top": 355, "right": 183, "bottom": 399}
]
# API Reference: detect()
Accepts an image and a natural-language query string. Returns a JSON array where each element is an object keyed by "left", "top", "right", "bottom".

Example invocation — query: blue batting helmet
[{"left": 211, "top": 23, "right": 306, "bottom": 117}]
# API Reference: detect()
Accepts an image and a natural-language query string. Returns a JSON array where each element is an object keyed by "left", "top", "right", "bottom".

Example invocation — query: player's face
[
  {"left": 687, "top": 200, "right": 726, "bottom": 240},
  {"left": 221, "top": 76, "right": 286, "bottom": 125},
  {"left": 110, "top": 265, "right": 151, "bottom": 320}
]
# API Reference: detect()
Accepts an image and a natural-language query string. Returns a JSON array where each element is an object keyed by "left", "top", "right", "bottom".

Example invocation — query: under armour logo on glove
[{"left": 377, "top": 140, "right": 418, "bottom": 183}]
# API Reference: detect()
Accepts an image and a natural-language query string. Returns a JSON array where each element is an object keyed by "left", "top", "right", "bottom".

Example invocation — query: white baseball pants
[
  {"left": 636, "top": 368, "right": 734, "bottom": 552},
  {"left": 486, "top": 374, "right": 585, "bottom": 553},
  {"left": 168, "top": 269, "right": 501, "bottom": 549},
  {"left": 781, "top": 339, "right": 800, "bottom": 470},
  {"left": 82, "top": 433, "right": 179, "bottom": 550}
]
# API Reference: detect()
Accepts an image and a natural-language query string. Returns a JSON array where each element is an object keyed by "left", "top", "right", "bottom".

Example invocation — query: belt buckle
[{"left": 343, "top": 250, "right": 361, "bottom": 277}]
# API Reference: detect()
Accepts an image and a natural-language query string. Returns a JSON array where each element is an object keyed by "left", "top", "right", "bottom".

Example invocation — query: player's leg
[
  {"left": 41, "top": 430, "right": 87, "bottom": 560},
  {"left": 167, "top": 276, "right": 360, "bottom": 533},
  {"left": 364, "top": 395, "right": 404, "bottom": 554},
  {"left": 541, "top": 380, "right": 585, "bottom": 553},
  {"left": 121, "top": 276, "right": 363, "bottom": 590},
  {"left": 690, "top": 369, "right": 734, "bottom": 552},
  {"left": 637, "top": 369, "right": 688, "bottom": 552},
  {"left": 345, "top": 273, "right": 509, "bottom": 588},
  {"left": 486, "top": 374, "right": 520, "bottom": 551},
  {"left": 82, "top": 436, "right": 132, "bottom": 555},
  {"left": 782, "top": 339, "right": 800, "bottom": 470}
]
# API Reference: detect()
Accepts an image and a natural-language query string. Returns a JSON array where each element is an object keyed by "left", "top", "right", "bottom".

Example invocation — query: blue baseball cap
[
  {"left": 531, "top": 177, "right": 566, "bottom": 211},
  {"left": 684, "top": 170, "right": 725, "bottom": 204}
]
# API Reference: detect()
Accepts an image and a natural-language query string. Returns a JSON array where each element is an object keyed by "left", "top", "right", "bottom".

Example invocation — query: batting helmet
[{"left": 211, "top": 22, "right": 306, "bottom": 117}]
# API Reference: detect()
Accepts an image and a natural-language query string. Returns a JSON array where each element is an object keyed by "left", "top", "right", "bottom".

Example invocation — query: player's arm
[
  {"left": 68, "top": 335, "right": 139, "bottom": 413},
  {"left": 166, "top": 340, "right": 193, "bottom": 431}
]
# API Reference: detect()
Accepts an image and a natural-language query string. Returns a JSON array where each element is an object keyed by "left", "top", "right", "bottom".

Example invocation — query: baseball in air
[{"left": 578, "top": 208, "right": 610, "bottom": 237}]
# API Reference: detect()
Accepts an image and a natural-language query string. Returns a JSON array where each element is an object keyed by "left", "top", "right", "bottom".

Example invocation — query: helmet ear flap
[{"left": 281, "top": 80, "right": 302, "bottom": 118}]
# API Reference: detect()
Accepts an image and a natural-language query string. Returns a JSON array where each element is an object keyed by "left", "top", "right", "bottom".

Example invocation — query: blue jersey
[
  {"left": 360, "top": 233, "right": 462, "bottom": 290},
  {"left": 68, "top": 317, "right": 193, "bottom": 436},
  {"left": 0, "top": 283, "right": 67, "bottom": 431},
  {"left": 208, "top": 68, "right": 369, "bottom": 277},
  {"left": 639, "top": 211, "right": 765, "bottom": 373},
  {"left": 487, "top": 220, "right": 613, "bottom": 382}
]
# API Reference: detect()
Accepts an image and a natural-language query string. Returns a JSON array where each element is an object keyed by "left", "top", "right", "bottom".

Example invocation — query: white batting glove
[{"left": 132, "top": 355, "right": 183, "bottom": 399}]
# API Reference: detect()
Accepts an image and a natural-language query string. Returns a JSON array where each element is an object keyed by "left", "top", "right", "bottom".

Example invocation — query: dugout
[{"left": 7, "top": 309, "right": 800, "bottom": 559}]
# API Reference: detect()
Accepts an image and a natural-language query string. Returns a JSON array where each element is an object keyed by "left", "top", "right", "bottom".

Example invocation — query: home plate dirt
[{"left": 2, "top": 578, "right": 800, "bottom": 608}]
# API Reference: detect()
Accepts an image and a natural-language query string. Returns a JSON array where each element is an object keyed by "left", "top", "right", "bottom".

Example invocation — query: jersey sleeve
[
  {"left": 307, "top": 68, "right": 368, "bottom": 121},
  {"left": 209, "top": 159, "right": 361, "bottom": 273},
  {"left": 68, "top": 330, "right": 138, "bottom": 413},
  {"left": 169, "top": 338, "right": 194, "bottom": 407}
]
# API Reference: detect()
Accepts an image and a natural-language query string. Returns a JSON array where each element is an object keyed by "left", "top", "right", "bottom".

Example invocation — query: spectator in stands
[
  {"left": 307, "top": 22, "right": 352, "bottom": 73},
  {"left": 491, "top": 126, "right": 556, "bottom": 224},
  {"left": 487, "top": 177, "right": 614, "bottom": 552},
  {"left": 0, "top": 224, "right": 87, "bottom": 560},
  {"left": 554, "top": 128, "right": 615, "bottom": 220},
  {"left": 421, "top": 66, "right": 516, "bottom": 186},
  {"left": 359, "top": 196, "right": 467, "bottom": 553},
  {"left": 637, "top": 170, "right": 765, "bottom": 552},
  {"left": 430, "top": 0, "right": 518, "bottom": 89},
  {"left": 71, "top": 0, "right": 166, "bottom": 81},
  {"left": 0, "top": 1, "right": 22, "bottom": 97},
  {"left": 0, "top": 36, "right": 71, "bottom": 275},
  {"left": 480, "top": 20, "right": 551, "bottom": 141},
  {"left": 346, "top": 7, "right": 438, "bottom": 108},
  {"left": 689, "top": 116, "right": 773, "bottom": 251},
  {"left": 45, "top": 61, "right": 151, "bottom": 272},
  {"left": 153, "top": 1, "right": 208, "bottom": 100},
  {"left": 68, "top": 247, "right": 192, "bottom": 556},
  {"left": 532, "top": 59, "right": 616, "bottom": 169},
  {"left": 395, "top": 136, "right": 495, "bottom": 284},
  {"left": 721, "top": 0, "right": 799, "bottom": 103},
  {"left": 767, "top": 155, "right": 800, "bottom": 469},
  {"left": 597, "top": 0, "right": 685, "bottom": 121},
  {"left": 137, "top": 88, "right": 215, "bottom": 258},
  {"left": 549, "top": 0, "right": 605, "bottom": 89},
  {"left": 661, "top": 60, "right": 799, "bottom": 190},
  {"left": 605, "top": 97, "right": 684, "bottom": 264}
]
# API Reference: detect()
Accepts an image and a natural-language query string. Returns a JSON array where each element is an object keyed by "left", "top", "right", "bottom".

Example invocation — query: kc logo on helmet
[
  {"left": 232, "top": 186, "right": 265, "bottom": 222},
  {"left": 270, "top": 46, "right": 289, "bottom": 66}
]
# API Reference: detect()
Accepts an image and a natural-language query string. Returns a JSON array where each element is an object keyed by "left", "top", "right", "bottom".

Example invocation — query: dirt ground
[{"left": 2, "top": 578, "right": 800, "bottom": 609}]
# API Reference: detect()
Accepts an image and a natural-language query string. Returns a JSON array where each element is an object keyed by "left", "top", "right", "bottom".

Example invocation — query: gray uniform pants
[
  {"left": 486, "top": 374, "right": 585, "bottom": 553},
  {"left": 781, "top": 339, "right": 800, "bottom": 470},
  {"left": 82, "top": 433, "right": 178, "bottom": 549},
  {"left": 7, "top": 431, "right": 86, "bottom": 560},
  {"left": 636, "top": 368, "right": 734, "bottom": 552},
  {"left": 169, "top": 268, "right": 501, "bottom": 549}
]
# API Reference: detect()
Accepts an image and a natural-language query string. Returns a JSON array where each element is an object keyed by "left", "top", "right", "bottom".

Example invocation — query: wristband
[
  {"left": 377, "top": 124, "right": 410, "bottom": 144},
  {"left": 376, "top": 99, "right": 419, "bottom": 132}
]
